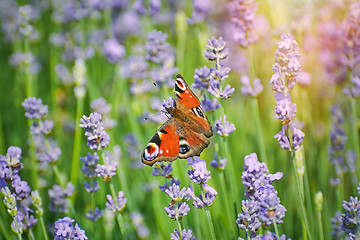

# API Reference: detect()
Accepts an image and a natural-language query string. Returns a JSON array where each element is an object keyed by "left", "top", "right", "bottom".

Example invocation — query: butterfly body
[{"left": 142, "top": 74, "right": 213, "bottom": 166}]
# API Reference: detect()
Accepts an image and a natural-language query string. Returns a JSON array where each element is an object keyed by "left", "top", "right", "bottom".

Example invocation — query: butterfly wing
[
  {"left": 174, "top": 74, "right": 213, "bottom": 138},
  {"left": 142, "top": 119, "right": 179, "bottom": 166}
]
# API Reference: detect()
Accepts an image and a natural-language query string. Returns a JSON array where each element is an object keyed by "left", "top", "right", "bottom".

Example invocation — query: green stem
[
  {"left": 110, "top": 183, "right": 128, "bottom": 239},
  {"left": 317, "top": 211, "right": 324, "bottom": 240},
  {"left": 291, "top": 151, "right": 312, "bottom": 240},
  {"left": 205, "top": 208, "right": 216, "bottom": 240},
  {"left": 28, "top": 229, "right": 35, "bottom": 240},
  {"left": 252, "top": 98, "right": 268, "bottom": 168},
  {"left": 219, "top": 171, "right": 236, "bottom": 236},
  {"left": 70, "top": 97, "right": 84, "bottom": 187},
  {"left": 351, "top": 98, "right": 360, "bottom": 177},
  {"left": 53, "top": 165, "right": 66, "bottom": 187},
  {"left": 176, "top": 216, "right": 183, "bottom": 238},
  {"left": 39, "top": 216, "right": 49, "bottom": 240},
  {"left": 273, "top": 219, "right": 280, "bottom": 240}
]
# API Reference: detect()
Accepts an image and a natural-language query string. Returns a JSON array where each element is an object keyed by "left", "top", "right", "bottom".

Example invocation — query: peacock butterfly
[{"left": 142, "top": 74, "right": 213, "bottom": 166}]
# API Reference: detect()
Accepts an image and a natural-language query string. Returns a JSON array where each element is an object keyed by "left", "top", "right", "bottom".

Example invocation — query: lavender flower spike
[
  {"left": 106, "top": 191, "right": 127, "bottom": 212},
  {"left": 205, "top": 37, "right": 229, "bottom": 61},
  {"left": 214, "top": 115, "right": 236, "bottom": 137},
  {"left": 80, "top": 112, "right": 110, "bottom": 150},
  {"left": 22, "top": 97, "right": 48, "bottom": 119}
]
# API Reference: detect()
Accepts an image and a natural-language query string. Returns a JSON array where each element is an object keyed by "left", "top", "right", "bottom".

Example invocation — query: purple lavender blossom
[
  {"left": 297, "top": 70, "right": 312, "bottom": 86},
  {"left": 214, "top": 115, "right": 236, "bottom": 137},
  {"left": 344, "top": 75, "right": 360, "bottom": 98},
  {"left": 340, "top": 196, "right": 360, "bottom": 237},
  {"left": 187, "top": 157, "right": 211, "bottom": 184},
  {"left": 30, "top": 120, "right": 54, "bottom": 135},
  {"left": 331, "top": 211, "right": 344, "bottom": 239},
  {"left": 106, "top": 191, "right": 127, "bottom": 212},
  {"left": 205, "top": 37, "right": 229, "bottom": 61},
  {"left": 171, "top": 228, "right": 196, "bottom": 240},
  {"left": 102, "top": 38, "right": 125, "bottom": 64},
  {"left": 22, "top": 97, "right": 48, "bottom": 119},
  {"left": 152, "top": 163, "right": 172, "bottom": 177},
  {"left": 80, "top": 112, "right": 110, "bottom": 150},
  {"left": 187, "top": 0, "right": 212, "bottom": 25},
  {"left": 120, "top": 55, "right": 148, "bottom": 80},
  {"left": 90, "top": 98, "right": 111, "bottom": 116},
  {"left": 236, "top": 199, "right": 261, "bottom": 233},
  {"left": 164, "top": 178, "right": 188, "bottom": 202},
  {"left": 201, "top": 95, "right": 220, "bottom": 112},
  {"left": 81, "top": 152, "right": 99, "bottom": 178},
  {"left": 84, "top": 181, "right": 100, "bottom": 193},
  {"left": 291, "top": 124, "right": 305, "bottom": 150},
  {"left": 226, "top": 0, "right": 259, "bottom": 47},
  {"left": 257, "top": 189, "right": 286, "bottom": 226},
  {"left": 274, "top": 125, "right": 291, "bottom": 150},
  {"left": 208, "top": 80, "right": 235, "bottom": 99},
  {"left": 274, "top": 92, "right": 297, "bottom": 125},
  {"left": 113, "top": 11, "right": 141, "bottom": 38},
  {"left": 342, "top": 2, "right": 360, "bottom": 69},
  {"left": 95, "top": 154, "right": 118, "bottom": 180},
  {"left": 164, "top": 202, "right": 190, "bottom": 219},
  {"left": 210, "top": 152, "right": 227, "bottom": 170},
  {"left": 49, "top": 182, "right": 74, "bottom": 213},
  {"left": 54, "top": 217, "right": 87, "bottom": 240},
  {"left": 85, "top": 208, "right": 103, "bottom": 221},
  {"left": 145, "top": 30, "right": 170, "bottom": 64},
  {"left": 11, "top": 175, "right": 30, "bottom": 200},
  {"left": 192, "top": 66, "right": 211, "bottom": 90},
  {"left": 240, "top": 76, "right": 263, "bottom": 97}
]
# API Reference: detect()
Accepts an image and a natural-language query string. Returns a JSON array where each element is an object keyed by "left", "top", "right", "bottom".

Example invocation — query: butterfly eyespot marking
[
  {"left": 179, "top": 138, "right": 190, "bottom": 154},
  {"left": 193, "top": 106, "right": 205, "bottom": 118},
  {"left": 143, "top": 142, "right": 159, "bottom": 161}
]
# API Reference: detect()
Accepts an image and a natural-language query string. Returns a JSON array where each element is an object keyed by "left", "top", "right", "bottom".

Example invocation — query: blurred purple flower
[
  {"left": 113, "top": 11, "right": 141, "bottom": 38},
  {"left": 344, "top": 75, "right": 360, "bottom": 98},
  {"left": 120, "top": 55, "right": 148, "bottom": 79},
  {"left": 80, "top": 112, "right": 110, "bottom": 150},
  {"left": 90, "top": 98, "right": 111, "bottom": 116},
  {"left": 297, "top": 70, "right": 312, "bottom": 86},
  {"left": 241, "top": 75, "right": 263, "bottom": 97},
  {"left": 205, "top": 37, "right": 229, "bottom": 61},
  {"left": 49, "top": 182, "right": 74, "bottom": 213},
  {"left": 274, "top": 92, "right": 297, "bottom": 125},
  {"left": 106, "top": 191, "right": 127, "bottom": 212},
  {"left": 145, "top": 30, "right": 170, "bottom": 64},
  {"left": 171, "top": 228, "right": 196, "bottom": 240},
  {"left": 214, "top": 115, "right": 236, "bottom": 137},
  {"left": 226, "top": 0, "right": 258, "bottom": 47},
  {"left": 210, "top": 152, "right": 227, "bottom": 170},
  {"left": 187, "top": 0, "right": 212, "bottom": 25},
  {"left": 342, "top": 2, "right": 360, "bottom": 69},
  {"left": 103, "top": 38, "right": 125, "bottom": 64},
  {"left": 130, "top": 80, "right": 154, "bottom": 95},
  {"left": 149, "top": 0, "right": 161, "bottom": 16},
  {"left": 331, "top": 211, "right": 344, "bottom": 239},
  {"left": 30, "top": 120, "right": 54, "bottom": 135},
  {"left": 22, "top": 97, "right": 48, "bottom": 119},
  {"left": 84, "top": 181, "right": 100, "bottom": 193},
  {"left": 85, "top": 208, "right": 103, "bottom": 221},
  {"left": 274, "top": 125, "right": 291, "bottom": 150}
]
